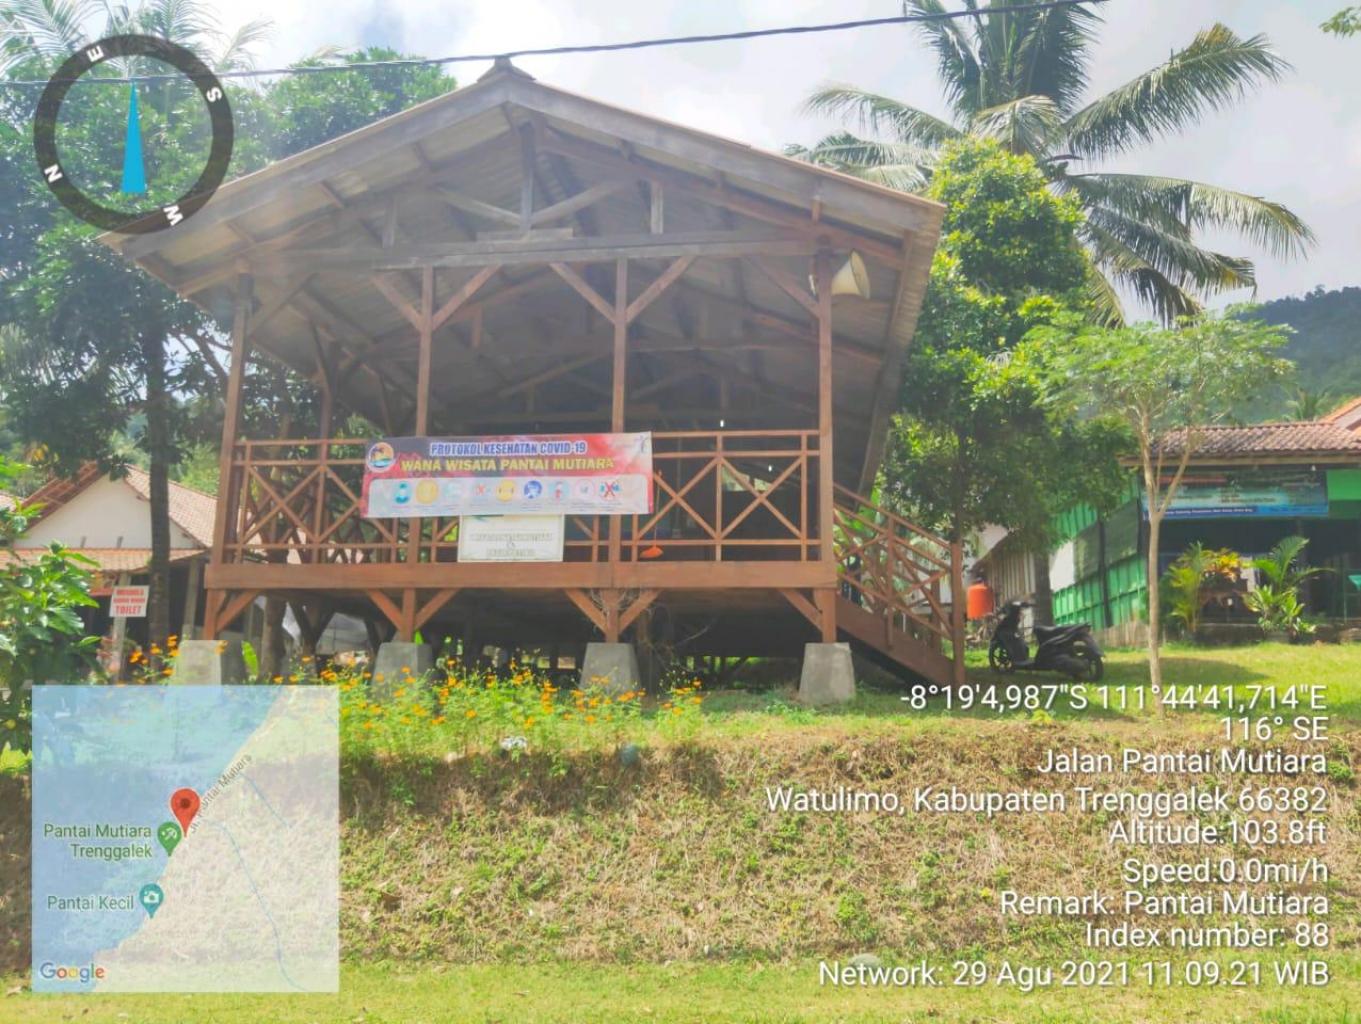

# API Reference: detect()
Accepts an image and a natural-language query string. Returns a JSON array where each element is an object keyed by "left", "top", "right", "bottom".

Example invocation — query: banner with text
[{"left": 361, "top": 433, "right": 653, "bottom": 517}]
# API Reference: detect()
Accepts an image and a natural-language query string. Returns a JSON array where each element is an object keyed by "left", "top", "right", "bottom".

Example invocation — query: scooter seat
[{"left": 1034, "top": 623, "right": 1085, "bottom": 639}]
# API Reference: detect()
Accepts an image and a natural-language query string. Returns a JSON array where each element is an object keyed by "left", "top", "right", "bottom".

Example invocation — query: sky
[{"left": 207, "top": 0, "right": 1360, "bottom": 304}]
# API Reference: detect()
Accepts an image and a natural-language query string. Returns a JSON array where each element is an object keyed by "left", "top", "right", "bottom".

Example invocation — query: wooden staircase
[{"left": 832, "top": 485, "right": 965, "bottom": 687}]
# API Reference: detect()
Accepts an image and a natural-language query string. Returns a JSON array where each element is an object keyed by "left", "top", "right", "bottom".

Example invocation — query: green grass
[
  {"left": 4, "top": 958, "right": 1360, "bottom": 1023},
  {"left": 692, "top": 641, "right": 1361, "bottom": 738}
]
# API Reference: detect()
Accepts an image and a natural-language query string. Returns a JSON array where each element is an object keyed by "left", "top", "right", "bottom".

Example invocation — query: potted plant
[{"left": 1245, "top": 536, "right": 1327, "bottom": 643}]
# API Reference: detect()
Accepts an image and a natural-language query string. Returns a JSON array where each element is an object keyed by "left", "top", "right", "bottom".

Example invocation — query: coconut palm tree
[
  {"left": 796, "top": 0, "right": 1313, "bottom": 323},
  {"left": 1, "top": 0, "right": 269, "bottom": 75}
]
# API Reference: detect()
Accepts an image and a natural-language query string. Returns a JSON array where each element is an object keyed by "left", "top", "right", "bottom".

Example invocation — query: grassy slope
[{"left": 2, "top": 643, "right": 1359, "bottom": 1022}]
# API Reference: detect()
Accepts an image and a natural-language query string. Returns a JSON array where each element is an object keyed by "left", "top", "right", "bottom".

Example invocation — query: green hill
[{"left": 1254, "top": 286, "right": 1361, "bottom": 418}]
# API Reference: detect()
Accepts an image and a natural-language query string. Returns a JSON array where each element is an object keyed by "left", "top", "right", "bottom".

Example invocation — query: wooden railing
[
  {"left": 833, "top": 484, "right": 961, "bottom": 659},
  {"left": 218, "top": 430, "right": 821, "bottom": 566}
]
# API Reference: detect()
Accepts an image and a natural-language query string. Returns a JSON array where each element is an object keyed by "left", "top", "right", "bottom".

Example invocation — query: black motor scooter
[{"left": 988, "top": 600, "right": 1103, "bottom": 680}]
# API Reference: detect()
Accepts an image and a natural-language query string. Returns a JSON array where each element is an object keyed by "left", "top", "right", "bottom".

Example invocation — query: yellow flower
[
  {"left": 394, "top": 687, "right": 407, "bottom": 698},
  {"left": 465, "top": 709, "right": 477, "bottom": 719},
  {"left": 374, "top": 673, "right": 385, "bottom": 682},
  {"left": 272, "top": 675, "right": 283, "bottom": 684},
  {"left": 432, "top": 716, "right": 445, "bottom": 725}
]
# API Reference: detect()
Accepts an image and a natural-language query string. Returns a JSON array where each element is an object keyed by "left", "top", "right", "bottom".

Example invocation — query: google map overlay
[{"left": 31, "top": 686, "right": 338, "bottom": 992}]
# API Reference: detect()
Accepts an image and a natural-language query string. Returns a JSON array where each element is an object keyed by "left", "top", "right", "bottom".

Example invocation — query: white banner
[
  {"left": 110, "top": 585, "right": 149, "bottom": 618},
  {"left": 458, "top": 515, "right": 565, "bottom": 563}
]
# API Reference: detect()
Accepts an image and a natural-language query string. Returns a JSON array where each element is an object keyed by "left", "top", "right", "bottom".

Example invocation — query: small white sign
[
  {"left": 110, "top": 584, "right": 150, "bottom": 618},
  {"left": 458, "top": 515, "right": 565, "bottom": 563}
]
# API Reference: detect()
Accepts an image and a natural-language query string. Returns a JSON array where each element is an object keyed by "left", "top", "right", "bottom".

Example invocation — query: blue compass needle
[{"left": 120, "top": 81, "right": 146, "bottom": 194}]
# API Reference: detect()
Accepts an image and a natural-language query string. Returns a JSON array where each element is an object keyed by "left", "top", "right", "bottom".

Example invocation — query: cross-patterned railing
[
  {"left": 218, "top": 430, "right": 821, "bottom": 566},
  {"left": 833, "top": 484, "right": 959, "bottom": 653}
]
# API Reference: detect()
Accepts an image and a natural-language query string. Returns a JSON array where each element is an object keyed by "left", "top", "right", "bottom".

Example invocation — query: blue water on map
[{"left": 31, "top": 686, "right": 282, "bottom": 992}]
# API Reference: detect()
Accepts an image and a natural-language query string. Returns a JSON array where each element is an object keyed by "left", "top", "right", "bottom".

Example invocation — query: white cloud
[{"left": 202, "top": 0, "right": 1359, "bottom": 302}]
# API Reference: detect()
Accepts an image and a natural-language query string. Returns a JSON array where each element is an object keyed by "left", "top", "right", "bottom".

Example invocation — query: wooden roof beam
[
  {"left": 251, "top": 230, "right": 814, "bottom": 273},
  {"left": 536, "top": 127, "right": 906, "bottom": 267}
]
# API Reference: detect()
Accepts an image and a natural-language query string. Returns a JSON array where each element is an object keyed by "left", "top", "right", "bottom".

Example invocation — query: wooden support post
[
  {"left": 604, "top": 591, "right": 621, "bottom": 643},
  {"left": 399, "top": 588, "right": 418, "bottom": 642},
  {"left": 519, "top": 125, "right": 536, "bottom": 232},
  {"left": 407, "top": 266, "right": 435, "bottom": 567},
  {"left": 815, "top": 588, "right": 837, "bottom": 644},
  {"left": 205, "top": 271, "right": 252, "bottom": 640},
  {"left": 312, "top": 338, "right": 334, "bottom": 564},
  {"left": 650, "top": 182, "right": 664, "bottom": 234},
  {"left": 416, "top": 265, "right": 434, "bottom": 432},
  {"left": 815, "top": 249, "right": 834, "bottom": 567},
  {"left": 951, "top": 539, "right": 967, "bottom": 686},
  {"left": 610, "top": 258, "right": 628, "bottom": 564}
]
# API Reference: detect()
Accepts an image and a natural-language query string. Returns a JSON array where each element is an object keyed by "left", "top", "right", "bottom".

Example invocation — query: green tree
[
  {"left": 0, "top": 0, "right": 272, "bottom": 663},
  {"left": 1, "top": 3, "right": 454, "bottom": 664},
  {"left": 0, "top": 456, "right": 97, "bottom": 750},
  {"left": 1284, "top": 385, "right": 1334, "bottom": 422},
  {"left": 1033, "top": 310, "right": 1292, "bottom": 686},
  {"left": 796, "top": 0, "right": 1312, "bottom": 323},
  {"left": 265, "top": 46, "right": 455, "bottom": 156},
  {"left": 1323, "top": 7, "right": 1361, "bottom": 35},
  {"left": 879, "top": 139, "right": 1128, "bottom": 575}
]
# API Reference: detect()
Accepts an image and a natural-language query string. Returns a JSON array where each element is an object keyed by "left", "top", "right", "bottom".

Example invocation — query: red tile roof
[
  {"left": 1155, "top": 421, "right": 1361, "bottom": 459},
  {"left": 22, "top": 464, "right": 218, "bottom": 547},
  {"left": 0, "top": 547, "right": 203, "bottom": 573},
  {"left": 122, "top": 468, "right": 218, "bottom": 547}
]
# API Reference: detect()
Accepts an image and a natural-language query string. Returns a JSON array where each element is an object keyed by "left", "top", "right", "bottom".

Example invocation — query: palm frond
[
  {"left": 1085, "top": 204, "right": 1256, "bottom": 292},
  {"left": 1081, "top": 262, "right": 1127, "bottom": 327},
  {"left": 903, "top": 0, "right": 982, "bottom": 118},
  {"left": 1066, "top": 172, "right": 1313, "bottom": 261},
  {"left": 1063, "top": 24, "right": 1290, "bottom": 159},
  {"left": 0, "top": 0, "right": 100, "bottom": 69},
  {"left": 803, "top": 84, "right": 962, "bottom": 148},
  {"left": 792, "top": 133, "right": 937, "bottom": 192},
  {"left": 214, "top": 16, "right": 271, "bottom": 72},
  {"left": 969, "top": 94, "right": 1064, "bottom": 157},
  {"left": 1014, "top": 0, "right": 1099, "bottom": 113},
  {"left": 134, "top": 0, "right": 216, "bottom": 43},
  {"left": 1081, "top": 212, "right": 1259, "bottom": 322}
]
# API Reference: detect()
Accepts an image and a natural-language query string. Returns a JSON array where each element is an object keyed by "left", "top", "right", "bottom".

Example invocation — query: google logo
[{"left": 38, "top": 961, "right": 106, "bottom": 983}]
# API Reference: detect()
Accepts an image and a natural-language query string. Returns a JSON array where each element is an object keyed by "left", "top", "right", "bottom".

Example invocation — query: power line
[{"left": 0, "top": 0, "right": 1110, "bottom": 88}]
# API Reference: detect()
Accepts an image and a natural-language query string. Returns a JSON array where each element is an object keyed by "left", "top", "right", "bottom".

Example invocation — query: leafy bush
[
  {"left": 0, "top": 458, "right": 99, "bottom": 751},
  {"left": 1244, "top": 536, "right": 1327, "bottom": 639},
  {"left": 336, "top": 658, "right": 706, "bottom": 758},
  {"left": 1162, "top": 542, "right": 1242, "bottom": 638}
]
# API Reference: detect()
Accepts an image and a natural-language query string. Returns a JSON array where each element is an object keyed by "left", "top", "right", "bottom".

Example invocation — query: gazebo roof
[{"left": 104, "top": 61, "right": 944, "bottom": 487}]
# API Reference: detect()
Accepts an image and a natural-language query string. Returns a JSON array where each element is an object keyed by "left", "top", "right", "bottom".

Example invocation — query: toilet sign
[{"left": 110, "top": 585, "right": 149, "bottom": 618}]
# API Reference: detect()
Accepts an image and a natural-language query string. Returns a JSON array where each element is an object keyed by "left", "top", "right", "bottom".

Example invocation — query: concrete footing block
[
  {"left": 170, "top": 640, "right": 247, "bottom": 684},
  {"left": 580, "top": 642, "right": 640, "bottom": 695},
  {"left": 372, "top": 642, "right": 436, "bottom": 699},
  {"left": 798, "top": 642, "right": 856, "bottom": 705}
]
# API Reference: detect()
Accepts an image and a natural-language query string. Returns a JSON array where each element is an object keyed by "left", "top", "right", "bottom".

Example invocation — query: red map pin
[{"left": 170, "top": 788, "right": 201, "bottom": 832}]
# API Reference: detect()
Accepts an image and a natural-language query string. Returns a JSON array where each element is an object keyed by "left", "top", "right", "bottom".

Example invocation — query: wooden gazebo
[{"left": 106, "top": 60, "right": 963, "bottom": 684}]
